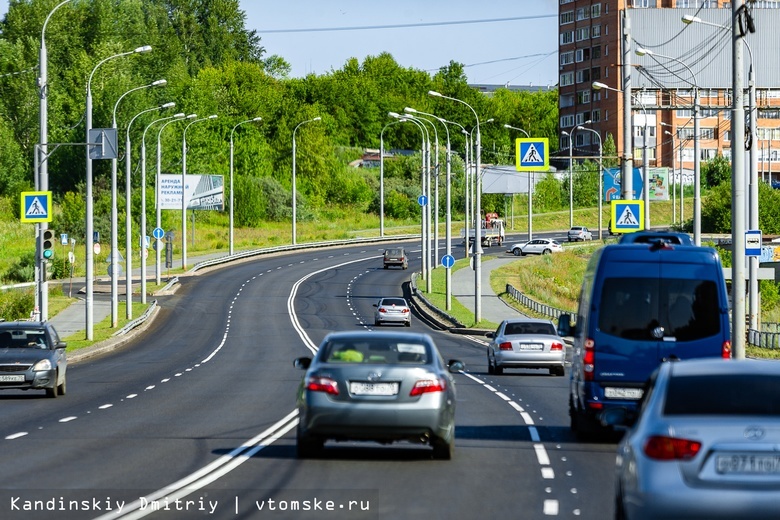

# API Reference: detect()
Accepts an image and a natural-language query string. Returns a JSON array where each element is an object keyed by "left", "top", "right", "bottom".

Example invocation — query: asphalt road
[{"left": 0, "top": 239, "right": 618, "bottom": 520}]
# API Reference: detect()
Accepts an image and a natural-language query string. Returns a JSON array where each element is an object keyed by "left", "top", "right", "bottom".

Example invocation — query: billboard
[
  {"left": 158, "top": 174, "right": 224, "bottom": 210},
  {"left": 603, "top": 167, "right": 669, "bottom": 202}
]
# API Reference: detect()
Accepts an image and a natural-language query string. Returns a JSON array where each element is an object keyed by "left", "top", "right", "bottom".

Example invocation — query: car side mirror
[
  {"left": 485, "top": 332, "right": 494, "bottom": 339},
  {"left": 372, "top": 304, "right": 378, "bottom": 308},
  {"left": 293, "top": 357, "right": 312, "bottom": 370},
  {"left": 56, "top": 342, "right": 67, "bottom": 350},
  {"left": 448, "top": 359, "right": 465, "bottom": 373},
  {"left": 557, "top": 313, "right": 575, "bottom": 337}
]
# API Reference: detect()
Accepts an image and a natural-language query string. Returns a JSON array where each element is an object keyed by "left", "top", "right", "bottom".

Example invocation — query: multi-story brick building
[{"left": 558, "top": 1, "right": 780, "bottom": 189}]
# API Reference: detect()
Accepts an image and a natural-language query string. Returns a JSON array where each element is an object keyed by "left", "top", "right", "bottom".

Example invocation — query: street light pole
[
  {"left": 505, "top": 125, "right": 534, "bottom": 240},
  {"left": 292, "top": 117, "right": 321, "bottom": 245},
  {"left": 578, "top": 125, "right": 604, "bottom": 240},
  {"left": 181, "top": 114, "right": 218, "bottom": 269},
  {"left": 380, "top": 120, "right": 405, "bottom": 237},
  {"left": 229, "top": 117, "right": 262, "bottom": 256},
  {"left": 155, "top": 114, "right": 193, "bottom": 284},
  {"left": 84, "top": 45, "right": 151, "bottom": 340},
  {"left": 125, "top": 102, "right": 175, "bottom": 314},
  {"left": 110, "top": 79, "right": 166, "bottom": 326},
  {"left": 37, "top": 0, "right": 71, "bottom": 322},
  {"left": 561, "top": 130, "right": 574, "bottom": 228},
  {"left": 429, "top": 90, "right": 484, "bottom": 323}
]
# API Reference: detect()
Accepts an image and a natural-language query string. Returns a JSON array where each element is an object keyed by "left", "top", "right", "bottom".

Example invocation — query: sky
[{"left": 0, "top": 0, "right": 560, "bottom": 87}]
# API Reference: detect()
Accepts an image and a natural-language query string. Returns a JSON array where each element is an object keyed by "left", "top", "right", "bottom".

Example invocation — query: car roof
[
  {"left": 323, "top": 330, "right": 431, "bottom": 343},
  {"left": 501, "top": 317, "right": 554, "bottom": 326},
  {"left": 0, "top": 321, "right": 47, "bottom": 329},
  {"left": 666, "top": 358, "right": 780, "bottom": 378}
]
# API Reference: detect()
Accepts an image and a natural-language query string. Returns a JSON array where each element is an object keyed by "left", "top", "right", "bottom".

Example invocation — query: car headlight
[{"left": 32, "top": 359, "right": 53, "bottom": 371}]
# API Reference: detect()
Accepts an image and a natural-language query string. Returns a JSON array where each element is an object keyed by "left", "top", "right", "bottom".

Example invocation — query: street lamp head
[
  {"left": 134, "top": 45, "right": 153, "bottom": 54},
  {"left": 160, "top": 102, "right": 175, "bottom": 109},
  {"left": 682, "top": 14, "right": 700, "bottom": 24},
  {"left": 172, "top": 112, "right": 185, "bottom": 118},
  {"left": 252, "top": 117, "right": 263, "bottom": 122},
  {"left": 635, "top": 47, "right": 652, "bottom": 57},
  {"left": 404, "top": 107, "right": 417, "bottom": 114},
  {"left": 484, "top": 118, "right": 495, "bottom": 123},
  {"left": 151, "top": 79, "right": 167, "bottom": 87},
  {"left": 313, "top": 116, "right": 321, "bottom": 122},
  {"left": 592, "top": 81, "right": 608, "bottom": 90},
  {"left": 186, "top": 113, "right": 197, "bottom": 119},
  {"left": 388, "top": 112, "right": 401, "bottom": 118},
  {"left": 207, "top": 114, "right": 218, "bottom": 119},
  {"left": 503, "top": 124, "right": 512, "bottom": 129},
  {"left": 561, "top": 130, "right": 570, "bottom": 136},
  {"left": 428, "top": 90, "right": 442, "bottom": 97}
]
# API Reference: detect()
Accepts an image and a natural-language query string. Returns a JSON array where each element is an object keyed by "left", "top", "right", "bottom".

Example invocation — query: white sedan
[{"left": 507, "top": 238, "right": 563, "bottom": 256}]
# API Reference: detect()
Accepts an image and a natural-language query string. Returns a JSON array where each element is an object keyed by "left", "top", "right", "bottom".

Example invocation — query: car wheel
[
  {"left": 296, "top": 426, "right": 323, "bottom": 459},
  {"left": 487, "top": 353, "right": 495, "bottom": 374},
  {"left": 512, "top": 248, "right": 521, "bottom": 256},
  {"left": 550, "top": 366, "right": 565, "bottom": 377},
  {"left": 542, "top": 249, "right": 551, "bottom": 255},
  {"left": 374, "top": 320, "right": 380, "bottom": 326},
  {"left": 494, "top": 364, "right": 503, "bottom": 375},
  {"left": 57, "top": 374, "right": 67, "bottom": 396},
  {"left": 45, "top": 374, "right": 58, "bottom": 398},
  {"left": 431, "top": 435, "right": 454, "bottom": 460},
  {"left": 405, "top": 321, "right": 411, "bottom": 327},
  {"left": 614, "top": 484, "right": 627, "bottom": 520}
]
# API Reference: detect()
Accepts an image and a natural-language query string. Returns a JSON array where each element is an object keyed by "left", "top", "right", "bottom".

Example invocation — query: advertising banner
[{"left": 158, "top": 174, "right": 224, "bottom": 210}]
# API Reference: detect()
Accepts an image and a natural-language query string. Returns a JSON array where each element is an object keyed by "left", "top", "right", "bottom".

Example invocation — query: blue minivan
[{"left": 557, "top": 242, "right": 732, "bottom": 438}]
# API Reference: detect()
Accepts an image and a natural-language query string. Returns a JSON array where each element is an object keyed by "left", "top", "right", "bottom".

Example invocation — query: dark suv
[{"left": 383, "top": 248, "right": 408, "bottom": 269}]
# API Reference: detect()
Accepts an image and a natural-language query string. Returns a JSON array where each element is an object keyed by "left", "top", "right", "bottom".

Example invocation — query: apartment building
[{"left": 558, "top": 0, "right": 780, "bottom": 187}]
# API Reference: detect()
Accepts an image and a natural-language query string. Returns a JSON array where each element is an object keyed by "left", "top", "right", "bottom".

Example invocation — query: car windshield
[
  {"left": 504, "top": 322, "right": 556, "bottom": 336},
  {"left": 0, "top": 329, "right": 47, "bottom": 349},
  {"left": 380, "top": 298, "right": 406, "bottom": 307},
  {"left": 663, "top": 374, "right": 780, "bottom": 416},
  {"left": 385, "top": 249, "right": 402, "bottom": 256},
  {"left": 597, "top": 278, "right": 720, "bottom": 341},
  {"left": 321, "top": 338, "right": 429, "bottom": 364}
]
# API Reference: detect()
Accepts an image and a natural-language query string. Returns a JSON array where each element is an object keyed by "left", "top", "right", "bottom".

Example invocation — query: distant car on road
[
  {"left": 507, "top": 238, "right": 563, "bottom": 256},
  {"left": 0, "top": 321, "right": 67, "bottom": 398},
  {"left": 485, "top": 318, "right": 565, "bottom": 376},
  {"left": 618, "top": 230, "right": 693, "bottom": 245},
  {"left": 373, "top": 297, "right": 412, "bottom": 327},
  {"left": 383, "top": 247, "right": 408, "bottom": 269},
  {"left": 567, "top": 226, "right": 593, "bottom": 242},
  {"left": 293, "top": 330, "right": 464, "bottom": 459},
  {"left": 608, "top": 359, "right": 780, "bottom": 520}
]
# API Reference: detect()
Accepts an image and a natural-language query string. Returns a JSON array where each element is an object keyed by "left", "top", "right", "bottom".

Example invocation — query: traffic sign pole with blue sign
[
  {"left": 610, "top": 200, "right": 645, "bottom": 233},
  {"left": 515, "top": 138, "right": 549, "bottom": 171}
]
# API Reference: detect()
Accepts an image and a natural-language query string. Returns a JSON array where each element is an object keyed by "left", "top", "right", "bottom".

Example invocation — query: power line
[{"left": 257, "top": 15, "right": 556, "bottom": 34}]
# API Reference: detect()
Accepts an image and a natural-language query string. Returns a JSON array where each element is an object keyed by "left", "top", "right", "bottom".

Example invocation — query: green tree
[{"left": 702, "top": 153, "right": 731, "bottom": 188}]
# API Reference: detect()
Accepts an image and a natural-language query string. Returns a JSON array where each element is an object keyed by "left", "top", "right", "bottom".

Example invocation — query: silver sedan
[
  {"left": 486, "top": 318, "right": 565, "bottom": 376},
  {"left": 294, "top": 330, "right": 464, "bottom": 459},
  {"left": 507, "top": 238, "right": 563, "bottom": 256},
  {"left": 607, "top": 359, "right": 780, "bottom": 520},
  {"left": 373, "top": 297, "right": 411, "bottom": 327}
]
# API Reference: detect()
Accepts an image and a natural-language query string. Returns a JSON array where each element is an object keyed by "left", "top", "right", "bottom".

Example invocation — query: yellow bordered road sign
[
  {"left": 515, "top": 138, "right": 549, "bottom": 171},
  {"left": 610, "top": 200, "right": 644, "bottom": 233},
  {"left": 21, "top": 191, "right": 52, "bottom": 223}
]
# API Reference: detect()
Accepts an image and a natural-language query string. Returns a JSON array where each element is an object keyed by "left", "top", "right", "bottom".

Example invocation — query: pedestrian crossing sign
[
  {"left": 610, "top": 200, "right": 644, "bottom": 233},
  {"left": 516, "top": 138, "right": 549, "bottom": 171},
  {"left": 20, "top": 191, "right": 52, "bottom": 223}
]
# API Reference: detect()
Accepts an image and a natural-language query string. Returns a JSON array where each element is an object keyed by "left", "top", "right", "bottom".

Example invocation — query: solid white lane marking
[
  {"left": 99, "top": 404, "right": 113, "bottom": 410},
  {"left": 59, "top": 416, "right": 77, "bottom": 423},
  {"left": 534, "top": 444, "right": 551, "bottom": 466},
  {"left": 5, "top": 432, "right": 28, "bottom": 440}
]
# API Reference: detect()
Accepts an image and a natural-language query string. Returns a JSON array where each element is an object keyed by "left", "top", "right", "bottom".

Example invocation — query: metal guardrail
[
  {"left": 507, "top": 283, "right": 780, "bottom": 350},
  {"left": 190, "top": 235, "right": 418, "bottom": 272},
  {"left": 113, "top": 299, "right": 158, "bottom": 336}
]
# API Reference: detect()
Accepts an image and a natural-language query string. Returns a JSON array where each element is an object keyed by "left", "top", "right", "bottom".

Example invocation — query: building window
[
  {"left": 591, "top": 3, "right": 602, "bottom": 17},
  {"left": 592, "top": 24, "right": 601, "bottom": 38},
  {"left": 561, "top": 51, "right": 574, "bottom": 66},
  {"left": 560, "top": 94, "right": 575, "bottom": 108},
  {"left": 575, "top": 27, "right": 590, "bottom": 41},
  {"left": 591, "top": 67, "right": 601, "bottom": 81},
  {"left": 576, "top": 133, "right": 587, "bottom": 147},
  {"left": 577, "top": 90, "right": 591, "bottom": 104},
  {"left": 560, "top": 114, "right": 575, "bottom": 128},
  {"left": 561, "top": 11, "right": 575, "bottom": 24},
  {"left": 560, "top": 72, "right": 574, "bottom": 87},
  {"left": 561, "top": 31, "right": 574, "bottom": 45},
  {"left": 575, "top": 48, "right": 590, "bottom": 62},
  {"left": 576, "top": 69, "right": 591, "bottom": 84},
  {"left": 593, "top": 90, "right": 601, "bottom": 102},
  {"left": 700, "top": 128, "right": 716, "bottom": 140},
  {"left": 576, "top": 112, "right": 590, "bottom": 126},
  {"left": 591, "top": 110, "right": 601, "bottom": 123},
  {"left": 576, "top": 7, "right": 590, "bottom": 21},
  {"left": 560, "top": 0, "right": 574, "bottom": 4},
  {"left": 592, "top": 45, "right": 601, "bottom": 59}
]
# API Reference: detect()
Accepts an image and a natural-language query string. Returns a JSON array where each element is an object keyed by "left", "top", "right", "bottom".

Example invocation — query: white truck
[{"left": 461, "top": 212, "right": 506, "bottom": 248}]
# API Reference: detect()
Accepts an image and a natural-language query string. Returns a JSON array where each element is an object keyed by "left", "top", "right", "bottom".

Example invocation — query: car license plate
[
  {"left": 0, "top": 375, "right": 25, "bottom": 382},
  {"left": 716, "top": 454, "right": 780, "bottom": 474},
  {"left": 350, "top": 382, "right": 399, "bottom": 396},
  {"left": 604, "top": 387, "right": 643, "bottom": 400},
  {"left": 519, "top": 343, "right": 543, "bottom": 351}
]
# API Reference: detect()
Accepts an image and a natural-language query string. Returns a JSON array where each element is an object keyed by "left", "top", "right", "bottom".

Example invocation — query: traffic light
[{"left": 42, "top": 229, "right": 54, "bottom": 260}]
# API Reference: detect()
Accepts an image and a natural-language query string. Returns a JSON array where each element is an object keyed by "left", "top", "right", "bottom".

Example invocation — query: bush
[{"left": 0, "top": 289, "right": 35, "bottom": 321}]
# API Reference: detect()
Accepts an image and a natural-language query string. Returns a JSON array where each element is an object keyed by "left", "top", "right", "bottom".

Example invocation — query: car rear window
[
  {"left": 597, "top": 278, "right": 720, "bottom": 341},
  {"left": 504, "top": 322, "right": 556, "bottom": 336},
  {"left": 385, "top": 249, "right": 402, "bottom": 256},
  {"left": 381, "top": 298, "right": 407, "bottom": 307},
  {"left": 664, "top": 374, "right": 780, "bottom": 416},
  {"left": 321, "top": 338, "right": 429, "bottom": 364}
]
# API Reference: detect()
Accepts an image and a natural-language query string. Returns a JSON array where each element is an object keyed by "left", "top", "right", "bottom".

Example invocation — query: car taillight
[
  {"left": 583, "top": 338, "right": 595, "bottom": 381},
  {"left": 401, "top": 308, "right": 409, "bottom": 314},
  {"left": 499, "top": 342, "right": 513, "bottom": 350},
  {"left": 722, "top": 340, "right": 732, "bottom": 358},
  {"left": 643, "top": 435, "right": 701, "bottom": 460},
  {"left": 551, "top": 342, "right": 564, "bottom": 351},
  {"left": 410, "top": 378, "right": 446, "bottom": 396},
  {"left": 306, "top": 376, "right": 339, "bottom": 395}
]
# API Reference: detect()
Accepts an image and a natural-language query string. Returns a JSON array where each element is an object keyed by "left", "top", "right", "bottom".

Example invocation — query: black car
[{"left": 0, "top": 321, "right": 67, "bottom": 398}]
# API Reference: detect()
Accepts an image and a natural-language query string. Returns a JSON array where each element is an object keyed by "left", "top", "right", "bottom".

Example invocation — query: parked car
[
  {"left": 373, "top": 297, "right": 411, "bottom": 327},
  {"left": 557, "top": 243, "right": 732, "bottom": 439},
  {"left": 293, "top": 330, "right": 464, "bottom": 459},
  {"left": 618, "top": 230, "right": 693, "bottom": 245},
  {"left": 485, "top": 318, "right": 565, "bottom": 376},
  {"left": 608, "top": 359, "right": 780, "bottom": 520},
  {"left": 0, "top": 321, "right": 67, "bottom": 398},
  {"left": 383, "top": 248, "right": 408, "bottom": 269},
  {"left": 567, "top": 226, "right": 593, "bottom": 242},
  {"left": 507, "top": 238, "right": 563, "bottom": 256}
]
